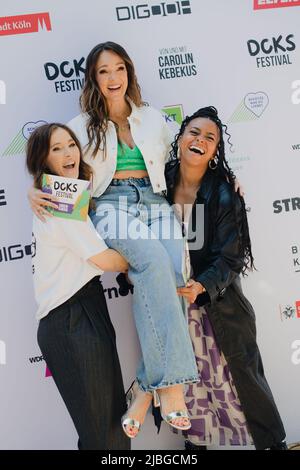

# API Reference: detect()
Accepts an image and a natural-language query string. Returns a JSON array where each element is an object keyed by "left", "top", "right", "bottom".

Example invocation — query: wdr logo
[
  {"left": 0, "top": 340, "right": 6, "bottom": 365},
  {"left": 0, "top": 80, "right": 6, "bottom": 104}
]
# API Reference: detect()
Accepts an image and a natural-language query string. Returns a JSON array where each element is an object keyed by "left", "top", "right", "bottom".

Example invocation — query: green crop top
[{"left": 116, "top": 142, "right": 147, "bottom": 171}]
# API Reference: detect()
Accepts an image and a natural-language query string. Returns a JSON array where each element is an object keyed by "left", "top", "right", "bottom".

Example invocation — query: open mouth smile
[{"left": 189, "top": 145, "right": 205, "bottom": 155}]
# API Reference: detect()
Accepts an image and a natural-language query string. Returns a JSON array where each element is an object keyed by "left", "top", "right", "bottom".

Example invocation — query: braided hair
[{"left": 170, "top": 106, "right": 254, "bottom": 273}]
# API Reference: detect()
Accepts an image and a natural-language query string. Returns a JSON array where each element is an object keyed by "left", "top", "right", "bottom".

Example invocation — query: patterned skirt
[{"left": 181, "top": 303, "right": 253, "bottom": 446}]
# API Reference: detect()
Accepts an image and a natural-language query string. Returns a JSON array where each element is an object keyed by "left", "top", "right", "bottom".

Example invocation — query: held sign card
[{"left": 42, "top": 174, "right": 91, "bottom": 221}]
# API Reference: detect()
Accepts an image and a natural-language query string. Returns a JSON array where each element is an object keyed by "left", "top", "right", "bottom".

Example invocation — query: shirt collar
[{"left": 127, "top": 97, "right": 142, "bottom": 123}]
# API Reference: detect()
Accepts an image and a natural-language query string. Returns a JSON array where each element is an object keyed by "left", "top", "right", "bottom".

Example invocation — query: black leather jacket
[{"left": 165, "top": 159, "right": 245, "bottom": 305}]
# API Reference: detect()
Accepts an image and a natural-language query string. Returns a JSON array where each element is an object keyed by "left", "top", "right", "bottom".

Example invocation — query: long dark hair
[
  {"left": 80, "top": 41, "right": 143, "bottom": 158},
  {"left": 26, "top": 123, "right": 92, "bottom": 189},
  {"left": 170, "top": 106, "right": 254, "bottom": 273}
]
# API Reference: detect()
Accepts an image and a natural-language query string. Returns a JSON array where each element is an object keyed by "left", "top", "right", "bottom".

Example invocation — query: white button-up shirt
[{"left": 68, "top": 101, "right": 174, "bottom": 197}]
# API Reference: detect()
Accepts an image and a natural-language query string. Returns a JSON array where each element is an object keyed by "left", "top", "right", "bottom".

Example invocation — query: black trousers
[
  {"left": 38, "top": 277, "right": 130, "bottom": 450},
  {"left": 206, "top": 278, "right": 286, "bottom": 450}
]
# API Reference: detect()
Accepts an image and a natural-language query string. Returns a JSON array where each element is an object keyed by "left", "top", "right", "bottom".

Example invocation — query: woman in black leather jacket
[{"left": 165, "top": 106, "right": 287, "bottom": 450}]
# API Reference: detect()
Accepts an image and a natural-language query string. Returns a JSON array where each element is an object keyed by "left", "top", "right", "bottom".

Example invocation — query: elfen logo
[
  {"left": 0, "top": 340, "right": 6, "bottom": 365},
  {"left": 254, "top": 0, "right": 300, "bottom": 10},
  {"left": 0, "top": 80, "right": 6, "bottom": 104},
  {"left": 0, "top": 12, "right": 51, "bottom": 36}
]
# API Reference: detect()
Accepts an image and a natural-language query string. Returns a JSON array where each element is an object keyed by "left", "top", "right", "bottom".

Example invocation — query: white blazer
[{"left": 68, "top": 101, "right": 174, "bottom": 197}]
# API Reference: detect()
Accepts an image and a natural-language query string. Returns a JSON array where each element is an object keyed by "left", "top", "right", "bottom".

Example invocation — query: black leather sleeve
[{"left": 195, "top": 183, "right": 245, "bottom": 305}]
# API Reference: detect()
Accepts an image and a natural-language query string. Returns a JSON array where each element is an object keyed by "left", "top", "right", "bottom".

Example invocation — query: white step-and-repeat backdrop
[{"left": 0, "top": 0, "right": 299, "bottom": 450}]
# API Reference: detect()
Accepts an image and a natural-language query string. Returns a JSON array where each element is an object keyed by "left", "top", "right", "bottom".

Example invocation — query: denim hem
[{"left": 137, "top": 375, "right": 199, "bottom": 393}]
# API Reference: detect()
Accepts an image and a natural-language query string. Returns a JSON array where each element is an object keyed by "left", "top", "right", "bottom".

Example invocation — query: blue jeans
[{"left": 91, "top": 177, "right": 198, "bottom": 392}]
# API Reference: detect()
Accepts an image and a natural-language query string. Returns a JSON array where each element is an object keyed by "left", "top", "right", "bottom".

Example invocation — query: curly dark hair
[{"left": 170, "top": 106, "right": 254, "bottom": 273}]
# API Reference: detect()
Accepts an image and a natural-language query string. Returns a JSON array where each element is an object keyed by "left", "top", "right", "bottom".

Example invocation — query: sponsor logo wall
[{"left": 0, "top": 0, "right": 299, "bottom": 450}]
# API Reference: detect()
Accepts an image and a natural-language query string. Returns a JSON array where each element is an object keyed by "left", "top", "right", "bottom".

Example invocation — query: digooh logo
[
  {"left": 2, "top": 120, "right": 47, "bottom": 157},
  {"left": 0, "top": 242, "right": 32, "bottom": 263},
  {"left": 0, "top": 80, "right": 6, "bottom": 104},
  {"left": 0, "top": 12, "right": 51, "bottom": 36},
  {"left": 228, "top": 92, "right": 269, "bottom": 123},
  {"left": 116, "top": 1, "right": 191, "bottom": 21},
  {"left": 254, "top": 0, "right": 300, "bottom": 10},
  {"left": 0, "top": 340, "right": 6, "bottom": 365}
]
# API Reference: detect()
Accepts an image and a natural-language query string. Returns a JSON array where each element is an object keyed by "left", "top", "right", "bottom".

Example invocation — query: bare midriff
[{"left": 113, "top": 170, "right": 149, "bottom": 179}]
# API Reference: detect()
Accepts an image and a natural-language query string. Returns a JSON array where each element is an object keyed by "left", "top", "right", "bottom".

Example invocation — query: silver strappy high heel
[
  {"left": 121, "top": 381, "right": 152, "bottom": 438},
  {"left": 153, "top": 389, "right": 191, "bottom": 431}
]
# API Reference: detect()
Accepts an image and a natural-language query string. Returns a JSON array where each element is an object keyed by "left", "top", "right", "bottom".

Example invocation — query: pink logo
[
  {"left": 45, "top": 365, "right": 52, "bottom": 377},
  {"left": 0, "top": 12, "right": 51, "bottom": 36},
  {"left": 254, "top": 0, "right": 300, "bottom": 9},
  {"left": 296, "top": 301, "right": 300, "bottom": 318}
]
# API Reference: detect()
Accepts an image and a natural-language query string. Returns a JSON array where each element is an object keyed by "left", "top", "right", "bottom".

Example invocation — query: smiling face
[
  {"left": 95, "top": 50, "right": 128, "bottom": 104},
  {"left": 45, "top": 127, "right": 80, "bottom": 179},
  {"left": 179, "top": 117, "right": 220, "bottom": 169}
]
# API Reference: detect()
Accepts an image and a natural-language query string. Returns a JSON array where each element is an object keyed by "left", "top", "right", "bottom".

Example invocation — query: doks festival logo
[
  {"left": 247, "top": 33, "right": 296, "bottom": 68},
  {"left": 0, "top": 12, "right": 51, "bottom": 36},
  {"left": 254, "top": 0, "right": 300, "bottom": 10},
  {"left": 158, "top": 46, "right": 197, "bottom": 80},
  {"left": 44, "top": 58, "right": 85, "bottom": 93},
  {"left": 116, "top": 1, "right": 191, "bottom": 21}
]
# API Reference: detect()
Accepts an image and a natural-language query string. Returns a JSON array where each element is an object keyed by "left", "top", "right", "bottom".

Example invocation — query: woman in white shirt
[
  {"left": 28, "top": 42, "right": 198, "bottom": 439},
  {"left": 26, "top": 122, "right": 130, "bottom": 450}
]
